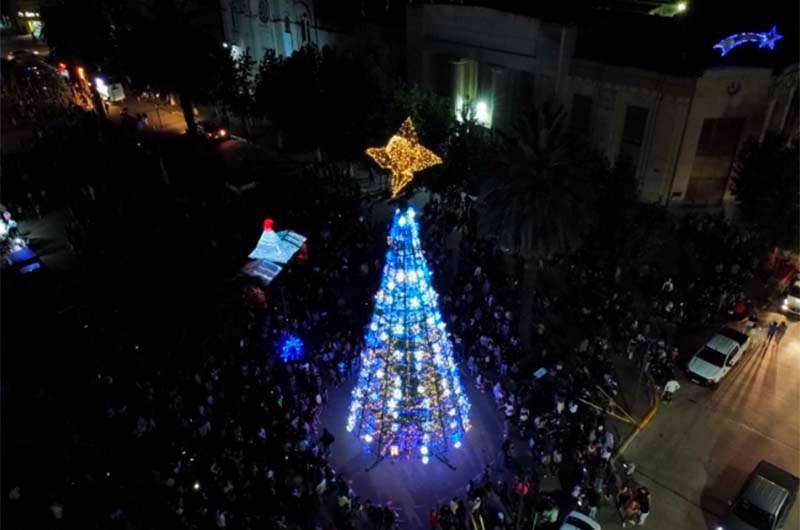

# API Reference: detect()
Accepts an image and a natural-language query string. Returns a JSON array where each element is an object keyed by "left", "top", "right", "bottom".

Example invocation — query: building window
[
  {"left": 686, "top": 117, "right": 745, "bottom": 204},
  {"left": 570, "top": 94, "right": 592, "bottom": 135},
  {"left": 300, "top": 14, "right": 310, "bottom": 43},
  {"left": 696, "top": 117, "right": 744, "bottom": 156},
  {"left": 453, "top": 59, "right": 480, "bottom": 120},
  {"left": 283, "top": 16, "right": 293, "bottom": 56},
  {"left": 512, "top": 71, "right": 535, "bottom": 116},
  {"left": 619, "top": 105, "right": 648, "bottom": 167},
  {"left": 258, "top": 0, "right": 270, "bottom": 24}
]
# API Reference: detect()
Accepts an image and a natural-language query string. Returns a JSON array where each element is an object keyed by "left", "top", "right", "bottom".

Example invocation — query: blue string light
[
  {"left": 277, "top": 333, "right": 305, "bottom": 363},
  {"left": 714, "top": 26, "right": 783, "bottom": 56},
  {"left": 347, "top": 207, "right": 471, "bottom": 463}
]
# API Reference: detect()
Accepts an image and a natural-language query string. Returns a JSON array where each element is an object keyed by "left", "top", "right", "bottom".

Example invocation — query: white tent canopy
[{"left": 243, "top": 219, "right": 306, "bottom": 283}]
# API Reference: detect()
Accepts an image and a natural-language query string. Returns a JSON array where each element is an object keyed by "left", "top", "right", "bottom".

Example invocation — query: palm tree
[{"left": 482, "top": 101, "right": 600, "bottom": 343}]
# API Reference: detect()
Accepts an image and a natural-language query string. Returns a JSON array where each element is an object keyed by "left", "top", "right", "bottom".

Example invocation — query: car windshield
[
  {"left": 696, "top": 346, "right": 727, "bottom": 367},
  {"left": 789, "top": 284, "right": 800, "bottom": 298},
  {"left": 564, "top": 516, "right": 596, "bottom": 530},
  {"left": 733, "top": 499, "right": 774, "bottom": 530}
]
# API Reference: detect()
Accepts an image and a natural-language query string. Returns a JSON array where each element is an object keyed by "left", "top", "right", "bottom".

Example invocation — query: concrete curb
[{"left": 614, "top": 381, "right": 661, "bottom": 461}]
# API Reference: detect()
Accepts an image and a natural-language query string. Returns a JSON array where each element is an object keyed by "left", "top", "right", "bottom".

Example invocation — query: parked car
[
  {"left": 781, "top": 281, "right": 800, "bottom": 316},
  {"left": 686, "top": 326, "right": 750, "bottom": 387},
  {"left": 559, "top": 511, "right": 601, "bottom": 530},
  {"left": 197, "top": 121, "right": 229, "bottom": 141},
  {"left": 717, "top": 460, "right": 799, "bottom": 530},
  {"left": 5, "top": 49, "right": 38, "bottom": 61}
]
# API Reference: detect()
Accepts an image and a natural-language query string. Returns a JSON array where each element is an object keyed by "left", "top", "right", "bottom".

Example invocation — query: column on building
[
  {"left": 486, "top": 65, "right": 506, "bottom": 129},
  {"left": 451, "top": 59, "right": 466, "bottom": 118}
]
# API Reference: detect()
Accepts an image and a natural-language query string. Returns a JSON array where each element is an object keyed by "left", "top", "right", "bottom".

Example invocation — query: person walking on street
[
  {"left": 766, "top": 321, "right": 779, "bottom": 345},
  {"left": 775, "top": 321, "right": 788, "bottom": 346}
]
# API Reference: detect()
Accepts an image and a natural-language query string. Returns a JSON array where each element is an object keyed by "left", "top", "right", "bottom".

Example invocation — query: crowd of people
[
  {"left": 2, "top": 135, "right": 782, "bottom": 530},
  {"left": 418, "top": 189, "right": 775, "bottom": 528},
  {"left": 1, "top": 58, "right": 101, "bottom": 221}
]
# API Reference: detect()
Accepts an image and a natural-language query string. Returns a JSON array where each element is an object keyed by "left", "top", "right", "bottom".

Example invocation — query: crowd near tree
[
  {"left": 2, "top": 148, "right": 791, "bottom": 530},
  {"left": 2, "top": 4, "right": 798, "bottom": 530}
]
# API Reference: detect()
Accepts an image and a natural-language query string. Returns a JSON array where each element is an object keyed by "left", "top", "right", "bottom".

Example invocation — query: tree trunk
[{"left": 179, "top": 90, "right": 196, "bottom": 134}]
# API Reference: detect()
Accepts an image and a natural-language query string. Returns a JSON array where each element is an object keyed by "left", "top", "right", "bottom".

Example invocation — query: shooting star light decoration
[{"left": 714, "top": 26, "right": 783, "bottom": 56}]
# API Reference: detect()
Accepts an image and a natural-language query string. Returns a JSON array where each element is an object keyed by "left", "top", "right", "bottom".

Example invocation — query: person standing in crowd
[
  {"left": 320, "top": 427, "right": 335, "bottom": 457},
  {"left": 502, "top": 438, "right": 514, "bottom": 468},
  {"left": 586, "top": 486, "right": 599, "bottom": 519},
  {"left": 637, "top": 487, "right": 652, "bottom": 525},
  {"left": 429, "top": 506, "right": 440, "bottom": 530},
  {"left": 662, "top": 379, "right": 680, "bottom": 402},
  {"left": 622, "top": 495, "right": 640, "bottom": 527},
  {"left": 617, "top": 483, "right": 633, "bottom": 513}
]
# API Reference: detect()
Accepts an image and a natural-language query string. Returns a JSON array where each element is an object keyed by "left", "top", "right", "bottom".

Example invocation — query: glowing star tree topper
[
  {"left": 366, "top": 118, "right": 443, "bottom": 198},
  {"left": 347, "top": 207, "right": 471, "bottom": 463},
  {"left": 714, "top": 26, "right": 783, "bottom": 56}
]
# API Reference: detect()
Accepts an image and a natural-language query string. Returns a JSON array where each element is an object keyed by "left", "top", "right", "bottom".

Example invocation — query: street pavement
[
  {"left": 623, "top": 314, "right": 800, "bottom": 530},
  {"left": 106, "top": 99, "right": 188, "bottom": 134}
]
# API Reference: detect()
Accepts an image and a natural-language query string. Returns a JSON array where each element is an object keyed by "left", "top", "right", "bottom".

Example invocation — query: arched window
[
  {"left": 282, "top": 15, "right": 294, "bottom": 56},
  {"left": 258, "top": 0, "right": 270, "bottom": 24},
  {"left": 300, "top": 14, "right": 310, "bottom": 43}
]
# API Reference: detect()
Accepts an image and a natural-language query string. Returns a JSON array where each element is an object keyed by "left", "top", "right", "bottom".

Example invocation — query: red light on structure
[
  {"left": 263, "top": 218, "right": 274, "bottom": 231},
  {"left": 58, "top": 62, "right": 67, "bottom": 71}
]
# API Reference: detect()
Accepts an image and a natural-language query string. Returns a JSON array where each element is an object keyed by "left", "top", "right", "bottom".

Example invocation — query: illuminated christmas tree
[{"left": 347, "top": 207, "right": 471, "bottom": 463}]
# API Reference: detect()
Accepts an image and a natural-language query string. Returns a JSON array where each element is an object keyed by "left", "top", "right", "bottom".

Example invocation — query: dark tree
[
  {"left": 732, "top": 131, "right": 799, "bottom": 251},
  {"left": 481, "top": 101, "right": 606, "bottom": 344},
  {"left": 116, "top": 0, "right": 226, "bottom": 134},
  {"left": 483, "top": 101, "right": 598, "bottom": 259},
  {"left": 41, "top": 0, "right": 121, "bottom": 71},
  {"left": 254, "top": 49, "right": 285, "bottom": 128},
  {"left": 213, "top": 49, "right": 257, "bottom": 134},
  {"left": 42, "top": 0, "right": 225, "bottom": 134},
  {"left": 436, "top": 107, "right": 497, "bottom": 196}
]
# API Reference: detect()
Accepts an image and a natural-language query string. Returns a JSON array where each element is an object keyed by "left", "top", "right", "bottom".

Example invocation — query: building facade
[
  {"left": 219, "top": 0, "right": 349, "bottom": 61},
  {"left": 406, "top": 4, "right": 798, "bottom": 206},
  {"left": 406, "top": 5, "right": 576, "bottom": 132}
]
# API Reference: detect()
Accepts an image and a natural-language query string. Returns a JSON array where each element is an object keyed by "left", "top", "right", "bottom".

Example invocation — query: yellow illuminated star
[{"left": 366, "top": 117, "right": 443, "bottom": 198}]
